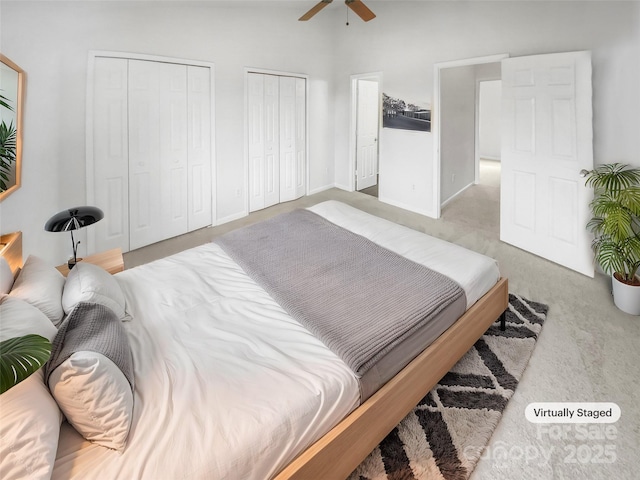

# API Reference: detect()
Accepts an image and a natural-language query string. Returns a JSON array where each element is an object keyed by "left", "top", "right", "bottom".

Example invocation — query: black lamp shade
[
  {"left": 44, "top": 206, "right": 105, "bottom": 269},
  {"left": 44, "top": 206, "right": 104, "bottom": 232}
]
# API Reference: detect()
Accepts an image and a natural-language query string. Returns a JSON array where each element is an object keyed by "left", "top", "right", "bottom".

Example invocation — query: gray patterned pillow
[{"left": 45, "top": 302, "right": 135, "bottom": 451}]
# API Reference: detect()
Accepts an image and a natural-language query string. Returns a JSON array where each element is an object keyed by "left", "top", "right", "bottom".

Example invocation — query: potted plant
[{"left": 585, "top": 163, "right": 640, "bottom": 315}]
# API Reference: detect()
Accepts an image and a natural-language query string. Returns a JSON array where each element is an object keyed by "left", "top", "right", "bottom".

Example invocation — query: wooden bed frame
[{"left": 1, "top": 230, "right": 508, "bottom": 480}]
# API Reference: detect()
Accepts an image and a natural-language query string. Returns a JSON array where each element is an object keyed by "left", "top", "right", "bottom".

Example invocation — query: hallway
[{"left": 441, "top": 159, "right": 500, "bottom": 239}]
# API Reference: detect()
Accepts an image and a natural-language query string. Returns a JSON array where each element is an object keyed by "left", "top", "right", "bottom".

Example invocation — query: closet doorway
[
  {"left": 246, "top": 70, "right": 307, "bottom": 212},
  {"left": 87, "top": 52, "right": 215, "bottom": 254}
]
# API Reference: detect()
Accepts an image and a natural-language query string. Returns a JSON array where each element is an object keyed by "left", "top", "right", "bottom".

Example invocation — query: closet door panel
[
  {"left": 160, "top": 63, "right": 188, "bottom": 238},
  {"left": 248, "top": 73, "right": 265, "bottom": 212},
  {"left": 294, "top": 77, "right": 306, "bottom": 199},
  {"left": 129, "top": 61, "right": 192, "bottom": 250},
  {"left": 92, "top": 57, "right": 130, "bottom": 253},
  {"left": 263, "top": 75, "right": 280, "bottom": 209},
  {"left": 279, "top": 76, "right": 297, "bottom": 202},
  {"left": 187, "top": 65, "right": 213, "bottom": 230},
  {"left": 128, "top": 60, "right": 161, "bottom": 250}
]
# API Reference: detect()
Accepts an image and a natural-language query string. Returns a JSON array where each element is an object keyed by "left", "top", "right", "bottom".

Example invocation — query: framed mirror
[{"left": 0, "top": 54, "right": 24, "bottom": 201}]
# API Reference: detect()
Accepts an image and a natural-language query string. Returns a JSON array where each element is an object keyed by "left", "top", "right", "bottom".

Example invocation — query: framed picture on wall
[{"left": 383, "top": 93, "right": 431, "bottom": 132}]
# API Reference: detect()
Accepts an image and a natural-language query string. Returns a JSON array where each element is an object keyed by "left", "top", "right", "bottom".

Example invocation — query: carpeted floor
[{"left": 348, "top": 294, "right": 548, "bottom": 480}]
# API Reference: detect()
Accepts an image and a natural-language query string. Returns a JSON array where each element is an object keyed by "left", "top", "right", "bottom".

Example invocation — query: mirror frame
[{"left": 0, "top": 54, "right": 24, "bottom": 202}]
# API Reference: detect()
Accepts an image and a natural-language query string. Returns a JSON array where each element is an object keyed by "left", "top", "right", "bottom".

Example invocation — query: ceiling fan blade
[
  {"left": 345, "top": 0, "right": 376, "bottom": 22},
  {"left": 299, "top": 0, "right": 333, "bottom": 21}
]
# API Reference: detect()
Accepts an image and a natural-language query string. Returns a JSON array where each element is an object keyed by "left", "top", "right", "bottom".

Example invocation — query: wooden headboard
[{"left": 0, "top": 231, "right": 23, "bottom": 278}]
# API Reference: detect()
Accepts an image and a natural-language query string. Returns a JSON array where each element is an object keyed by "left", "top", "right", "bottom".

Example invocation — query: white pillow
[
  {"left": 9, "top": 255, "right": 65, "bottom": 326},
  {"left": 0, "top": 296, "right": 62, "bottom": 480},
  {"left": 0, "top": 257, "right": 14, "bottom": 294},
  {"left": 62, "top": 262, "right": 127, "bottom": 320},
  {"left": 48, "top": 351, "right": 134, "bottom": 452}
]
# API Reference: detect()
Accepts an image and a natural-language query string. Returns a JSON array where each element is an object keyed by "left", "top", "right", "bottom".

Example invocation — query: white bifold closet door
[
  {"left": 129, "top": 60, "right": 188, "bottom": 249},
  {"left": 248, "top": 73, "right": 305, "bottom": 212},
  {"left": 91, "top": 57, "right": 212, "bottom": 253}
]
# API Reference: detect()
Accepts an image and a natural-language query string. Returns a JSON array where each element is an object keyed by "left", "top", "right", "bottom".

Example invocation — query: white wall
[
  {"left": 332, "top": 1, "right": 640, "bottom": 216},
  {"left": 0, "top": 1, "right": 338, "bottom": 264},
  {"left": 379, "top": 129, "right": 432, "bottom": 216},
  {"left": 479, "top": 80, "right": 502, "bottom": 161},
  {"left": 440, "top": 65, "right": 476, "bottom": 204}
]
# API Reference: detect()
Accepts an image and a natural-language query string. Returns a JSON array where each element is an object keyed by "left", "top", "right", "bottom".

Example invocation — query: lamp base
[{"left": 68, "top": 257, "right": 83, "bottom": 270}]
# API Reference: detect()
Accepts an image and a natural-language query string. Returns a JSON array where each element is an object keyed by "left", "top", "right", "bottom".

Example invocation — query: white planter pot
[{"left": 612, "top": 274, "right": 640, "bottom": 315}]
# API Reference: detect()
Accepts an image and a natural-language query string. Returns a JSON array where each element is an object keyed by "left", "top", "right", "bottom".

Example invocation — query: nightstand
[
  {"left": 56, "top": 248, "right": 124, "bottom": 277},
  {"left": 0, "top": 231, "right": 22, "bottom": 278}
]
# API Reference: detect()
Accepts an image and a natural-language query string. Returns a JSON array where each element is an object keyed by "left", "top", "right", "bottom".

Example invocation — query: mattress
[
  {"left": 53, "top": 201, "right": 500, "bottom": 480},
  {"left": 307, "top": 201, "right": 500, "bottom": 399},
  {"left": 307, "top": 201, "right": 499, "bottom": 309}
]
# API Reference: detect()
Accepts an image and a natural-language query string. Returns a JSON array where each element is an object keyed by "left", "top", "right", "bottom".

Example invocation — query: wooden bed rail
[{"left": 275, "top": 277, "right": 509, "bottom": 480}]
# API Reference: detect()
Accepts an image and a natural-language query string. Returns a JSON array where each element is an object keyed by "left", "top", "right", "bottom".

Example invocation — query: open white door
[
  {"left": 501, "top": 51, "right": 594, "bottom": 277},
  {"left": 356, "top": 79, "right": 379, "bottom": 191}
]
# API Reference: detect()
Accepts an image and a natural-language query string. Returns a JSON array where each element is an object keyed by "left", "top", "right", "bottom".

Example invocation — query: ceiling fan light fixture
[
  {"left": 299, "top": 0, "right": 376, "bottom": 22},
  {"left": 299, "top": 0, "right": 333, "bottom": 21},
  {"left": 345, "top": 0, "right": 376, "bottom": 22}
]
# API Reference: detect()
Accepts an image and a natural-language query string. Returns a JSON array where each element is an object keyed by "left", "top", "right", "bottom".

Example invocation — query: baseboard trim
[
  {"left": 378, "top": 196, "right": 434, "bottom": 218},
  {"left": 441, "top": 182, "right": 474, "bottom": 208},
  {"left": 308, "top": 184, "right": 337, "bottom": 195},
  {"left": 216, "top": 210, "right": 248, "bottom": 226}
]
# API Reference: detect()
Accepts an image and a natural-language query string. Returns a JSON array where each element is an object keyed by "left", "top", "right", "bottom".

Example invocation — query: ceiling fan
[{"left": 299, "top": 0, "right": 376, "bottom": 22}]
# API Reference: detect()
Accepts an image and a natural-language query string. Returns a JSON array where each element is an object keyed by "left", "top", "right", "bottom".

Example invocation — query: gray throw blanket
[
  {"left": 214, "top": 209, "right": 465, "bottom": 376},
  {"left": 45, "top": 302, "right": 134, "bottom": 389}
]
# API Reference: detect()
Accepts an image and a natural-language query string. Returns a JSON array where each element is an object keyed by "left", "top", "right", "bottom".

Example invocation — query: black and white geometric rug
[{"left": 348, "top": 294, "right": 548, "bottom": 480}]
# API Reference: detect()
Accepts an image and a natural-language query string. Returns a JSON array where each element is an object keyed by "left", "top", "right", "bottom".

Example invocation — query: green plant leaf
[
  {"left": 0, "top": 335, "right": 52, "bottom": 395},
  {"left": 585, "top": 163, "right": 640, "bottom": 193},
  {"left": 592, "top": 239, "right": 625, "bottom": 276},
  {"left": 0, "top": 120, "right": 17, "bottom": 193},
  {"left": 586, "top": 163, "right": 640, "bottom": 280},
  {"left": 0, "top": 92, "right": 13, "bottom": 112},
  {"left": 617, "top": 187, "right": 640, "bottom": 216}
]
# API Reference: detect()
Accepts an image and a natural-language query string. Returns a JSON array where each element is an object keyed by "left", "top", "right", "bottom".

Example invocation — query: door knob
[{"left": 579, "top": 169, "right": 590, "bottom": 178}]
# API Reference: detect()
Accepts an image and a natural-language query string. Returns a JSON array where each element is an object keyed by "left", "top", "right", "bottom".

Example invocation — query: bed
[{"left": 0, "top": 201, "right": 507, "bottom": 480}]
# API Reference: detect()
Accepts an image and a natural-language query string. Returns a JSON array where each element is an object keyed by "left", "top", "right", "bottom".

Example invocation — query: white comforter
[{"left": 53, "top": 201, "right": 499, "bottom": 480}]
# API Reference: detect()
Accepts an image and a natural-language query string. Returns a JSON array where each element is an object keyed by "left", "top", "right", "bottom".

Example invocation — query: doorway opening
[
  {"left": 434, "top": 55, "right": 506, "bottom": 238},
  {"left": 350, "top": 72, "right": 382, "bottom": 197},
  {"left": 434, "top": 51, "right": 595, "bottom": 276},
  {"left": 359, "top": 175, "right": 379, "bottom": 197}
]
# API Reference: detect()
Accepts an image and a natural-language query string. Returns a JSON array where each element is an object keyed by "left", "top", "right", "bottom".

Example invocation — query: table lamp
[{"left": 44, "top": 206, "right": 104, "bottom": 269}]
